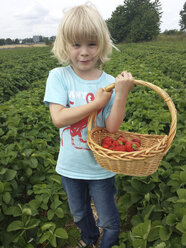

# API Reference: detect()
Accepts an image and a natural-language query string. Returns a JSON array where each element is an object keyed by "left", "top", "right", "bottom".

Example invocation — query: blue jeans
[{"left": 61, "top": 176, "right": 120, "bottom": 248}]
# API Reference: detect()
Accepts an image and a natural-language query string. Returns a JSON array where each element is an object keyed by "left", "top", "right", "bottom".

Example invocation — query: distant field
[{"left": 0, "top": 43, "right": 47, "bottom": 49}]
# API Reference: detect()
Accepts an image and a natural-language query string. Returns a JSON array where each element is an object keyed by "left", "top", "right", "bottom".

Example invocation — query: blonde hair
[{"left": 52, "top": 4, "right": 114, "bottom": 65}]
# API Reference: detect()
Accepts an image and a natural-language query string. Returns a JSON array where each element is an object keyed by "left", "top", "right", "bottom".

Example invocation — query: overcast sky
[{"left": 0, "top": 0, "right": 185, "bottom": 39}]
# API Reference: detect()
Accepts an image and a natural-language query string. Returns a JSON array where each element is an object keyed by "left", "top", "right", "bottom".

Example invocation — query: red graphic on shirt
[{"left": 61, "top": 93, "right": 101, "bottom": 150}]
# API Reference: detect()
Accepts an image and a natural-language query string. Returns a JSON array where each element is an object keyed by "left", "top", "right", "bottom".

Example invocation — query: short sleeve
[{"left": 44, "top": 68, "right": 68, "bottom": 107}]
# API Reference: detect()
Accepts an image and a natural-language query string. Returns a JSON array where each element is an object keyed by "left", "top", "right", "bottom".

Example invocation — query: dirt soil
[{"left": 0, "top": 43, "right": 47, "bottom": 49}]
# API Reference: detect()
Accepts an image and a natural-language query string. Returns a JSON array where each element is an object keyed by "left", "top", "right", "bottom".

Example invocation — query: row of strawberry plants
[
  {"left": 0, "top": 82, "right": 79, "bottom": 247},
  {"left": 107, "top": 40, "right": 186, "bottom": 83},
  {"left": 0, "top": 47, "right": 58, "bottom": 103}
]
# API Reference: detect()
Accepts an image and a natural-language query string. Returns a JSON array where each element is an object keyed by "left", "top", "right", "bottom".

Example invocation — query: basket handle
[{"left": 88, "top": 80, "right": 177, "bottom": 153}]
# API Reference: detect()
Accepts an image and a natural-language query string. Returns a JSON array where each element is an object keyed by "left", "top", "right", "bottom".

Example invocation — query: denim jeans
[{"left": 61, "top": 176, "right": 120, "bottom": 248}]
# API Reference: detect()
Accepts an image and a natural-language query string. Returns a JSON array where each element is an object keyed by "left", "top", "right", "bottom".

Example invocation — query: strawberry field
[{"left": 0, "top": 40, "right": 186, "bottom": 248}]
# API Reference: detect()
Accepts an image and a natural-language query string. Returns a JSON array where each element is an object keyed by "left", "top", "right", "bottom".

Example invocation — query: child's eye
[
  {"left": 72, "top": 43, "right": 80, "bottom": 47},
  {"left": 89, "top": 43, "right": 96, "bottom": 46}
]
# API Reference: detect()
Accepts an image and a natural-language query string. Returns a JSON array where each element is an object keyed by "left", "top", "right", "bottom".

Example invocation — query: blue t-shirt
[{"left": 44, "top": 65, "right": 116, "bottom": 179}]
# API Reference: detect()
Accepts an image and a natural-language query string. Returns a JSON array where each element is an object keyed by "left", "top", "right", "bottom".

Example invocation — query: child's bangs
[{"left": 64, "top": 12, "right": 99, "bottom": 44}]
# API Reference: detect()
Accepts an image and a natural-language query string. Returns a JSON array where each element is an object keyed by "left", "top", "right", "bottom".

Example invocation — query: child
[{"left": 44, "top": 3, "right": 134, "bottom": 248}]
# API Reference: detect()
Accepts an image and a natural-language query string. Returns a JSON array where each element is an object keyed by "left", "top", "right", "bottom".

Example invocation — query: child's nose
[{"left": 80, "top": 46, "right": 88, "bottom": 55}]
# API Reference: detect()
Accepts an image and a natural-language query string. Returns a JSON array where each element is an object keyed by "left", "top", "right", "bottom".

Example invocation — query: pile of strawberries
[{"left": 101, "top": 135, "right": 142, "bottom": 152}]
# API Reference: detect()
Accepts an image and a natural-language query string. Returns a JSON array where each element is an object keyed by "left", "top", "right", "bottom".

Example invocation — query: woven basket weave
[{"left": 87, "top": 80, "right": 177, "bottom": 176}]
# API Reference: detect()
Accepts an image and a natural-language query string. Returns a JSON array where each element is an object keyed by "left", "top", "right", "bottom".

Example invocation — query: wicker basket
[{"left": 87, "top": 80, "right": 177, "bottom": 176}]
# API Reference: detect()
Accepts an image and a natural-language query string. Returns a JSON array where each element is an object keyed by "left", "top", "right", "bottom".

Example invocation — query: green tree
[
  {"left": 44, "top": 37, "right": 52, "bottom": 46},
  {"left": 0, "top": 39, "right": 5, "bottom": 46},
  {"left": 106, "top": 0, "right": 161, "bottom": 43},
  {"left": 5, "top": 38, "right": 13, "bottom": 45},
  {"left": 179, "top": 2, "right": 186, "bottom": 31}
]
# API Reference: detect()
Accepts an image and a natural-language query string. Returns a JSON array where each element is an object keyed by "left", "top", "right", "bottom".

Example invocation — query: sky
[{"left": 0, "top": 0, "right": 185, "bottom": 39}]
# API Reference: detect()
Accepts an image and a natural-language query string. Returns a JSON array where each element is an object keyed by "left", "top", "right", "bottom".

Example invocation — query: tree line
[{"left": 0, "top": 36, "right": 55, "bottom": 46}]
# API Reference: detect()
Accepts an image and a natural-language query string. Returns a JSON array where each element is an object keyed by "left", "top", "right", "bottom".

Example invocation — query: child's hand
[
  {"left": 94, "top": 88, "right": 112, "bottom": 108},
  {"left": 115, "top": 71, "right": 134, "bottom": 98}
]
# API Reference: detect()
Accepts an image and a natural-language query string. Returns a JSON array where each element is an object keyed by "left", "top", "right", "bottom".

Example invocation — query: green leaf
[
  {"left": 4, "top": 169, "right": 17, "bottom": 181},
  {"left": 143, "top": 205, "right": 155, "bottom": 221},
  {"left": 177, "top": 189, "right": 186, "bottom": 199},
  {"left": 3, "top": 192, "right": 11, "bottom": 204},
  {"left": 7, "top": 220, "right": 24, "bottom": 232},
  {"left": 54, "top": 228, "right": 68, "bottom": 239},
  {"left": 159, "top": 226, "right": 172, "bottom": 241},
  {"left": 4, "top": 206, "right": 22, "bottom": 216},
  {"left": 26, "top": 168, "right": 32, "bottom": 177},
  {"left": 50, "top": 234, "right": 57, "bottom": 247},
  {"left": 177, "top": 222, "right": 186, "bottom": 233},
  {"left": 29, "top": 157, "right": 38, "bottom": 168},
  {"left": 48, "top": 209, "right": 54, "bottom": 220},
  {"left": 132, "top": 238, "right": 146, "bottom": 248},
  {"left": 25, "top": 219, "right": 40, "bottom": 229},
  {"left": 132, "top": 220, "right": 151, "bottom": 240},
  {"left": 0, "top": 128, "right": 4, "bottom": 136},
  {"left": 40, "top": 231, "right": 51, "bottom": 243},
  {"left": 0, "top": 181, "right": 4, "bottom": 193},
  {"left": 51, "top": 195, "right": 61, "bottom": 210},
  {"left": 26, "top": 245, "right": 34, "bottom": 248},
  {"left": 22, "top": 149, "right": 33, "bottom": 157},
  {"left": 154, "top": 242, "right": 166, "bottom": 248},
  {"left": 50, "top": 174, "right": 62, "bottom": 185},
  {"left": 131, "top": 179, "right": 155, "bottom": 194},
  {"left": 183, "top": 216, "right": 186, "bottom": 229},
  {"left": 176, "top": 216, "right": 186, "bottom": 234},
  {"left": 148, "top": 226, "right": 160, "bottom": 242},
  {"left": 41, "top": 222, "right": 56, "bottom": 232},
  {"left": 29, "top": 199, "right": 41, "bottom": 210},
  {"left": 182, "top": 233, "right": 186, "bottom": 246},
  {"left": 22, "top": 208, "right": 32, "bottom": 216},
  {"left": 55, "top": 207, "right": 64, "bottom": 218},
  {"left": 0, "top": 168, "right": 6, "bottom": 175},
  {"left": 166, "top": 213, "right": 177, "bottom": 226},
  {"left": 180, "top": 170, "right": 186, "bottom": 183},
  {"left": 174, "top": 208, "right": 186, "bottom": 219}
]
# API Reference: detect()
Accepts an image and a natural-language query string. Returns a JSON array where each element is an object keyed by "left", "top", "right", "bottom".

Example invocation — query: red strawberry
[
  {"left": 114, "top": 145, "right": 126, "bottom": 151},
  {"left": 103, "top": 136, "right": 112, "bottom": 142},
  {"left": 133, "top": 142, "right": 141, "bottom": 148},
  {"left": 125, "top": 141, "right": 139, "bottom": 152},
  {"left": 118, "top": 135, "right": 127, "bottom": 145},
  {"left": 102, "top": 144, "right": 110, "bottom": 149},
  {"left": 113, "top": 140, "right": 120, "bottom": 147},
  {"left": 109, "top": 145, "right": 115, "bottom": 150},
  {"left": 102, "top": 136, "right": 113, "bottom": 146},
  {"left": 132, "top": 138, "right": 141, "bottom": 145}
]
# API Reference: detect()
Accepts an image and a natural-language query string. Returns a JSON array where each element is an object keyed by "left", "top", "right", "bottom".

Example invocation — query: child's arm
[
  {"left": 105, "top": 71, "right": 134, "bottom": 133},
  {"left": 49, "top": 88, "right": 112, "bottom": 128}
]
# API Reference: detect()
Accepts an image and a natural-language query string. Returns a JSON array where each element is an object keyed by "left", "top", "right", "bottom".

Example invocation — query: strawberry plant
[{"left": 0, "top": 47, "right": 58, "bottom": 103}]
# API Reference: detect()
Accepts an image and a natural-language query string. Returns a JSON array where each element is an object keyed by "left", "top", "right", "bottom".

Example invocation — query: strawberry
[
  {"left": 113, "top": 140, "right": 120, "bottom": 146},
  {"left": 102, "top": 136, "right": 113, "bottom": 147},
  {"left": 125, "top": 141, "right": 139, "bottom": 152},
  {"left": 109, "top": 145, "right": 115, "bottom": 150},
  {"left": 132, "top": 138, "right": 141, "bottom": 145},
  {"left": 102, "top": 144, "right": 110, "bottom": 149},
  {"left": 133, "top": 142, "right": 141, "bottom": 148},
  {"left": 102, "top": 136, "right": 112, "bottom": 142},
  {"left": 114, "top": 145, "right": 126, "bottom": 151},
  {"left": 118, "top": 135, "right": 127, "bottom": 145}
]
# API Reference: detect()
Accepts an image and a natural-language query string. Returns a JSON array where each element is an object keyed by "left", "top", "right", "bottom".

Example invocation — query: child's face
[{"left": 68, "top": 40, "right": 99, "bottom": 75}]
